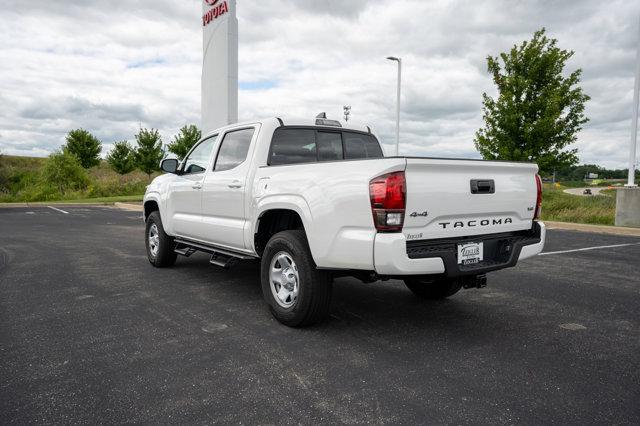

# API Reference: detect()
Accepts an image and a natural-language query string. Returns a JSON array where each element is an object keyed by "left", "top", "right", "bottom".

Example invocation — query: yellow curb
[
  {"left": 544, "top": 221, "right": 640, "bottom": 237},
  {"left": 0, "top": 203, "right": 29, "bottom": 208},
  {"left": 114, "top": 202, "right": 143, "bottom": 212}
]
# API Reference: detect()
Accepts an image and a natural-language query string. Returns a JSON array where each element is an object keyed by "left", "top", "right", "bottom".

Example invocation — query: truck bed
[{"left": 255, "top": 156, "right": 539, "bottom": 271}]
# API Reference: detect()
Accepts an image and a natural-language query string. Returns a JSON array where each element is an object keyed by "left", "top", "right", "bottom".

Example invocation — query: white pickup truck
[{"left": 143, "top": 116, "right": 545, "bottom": 326}]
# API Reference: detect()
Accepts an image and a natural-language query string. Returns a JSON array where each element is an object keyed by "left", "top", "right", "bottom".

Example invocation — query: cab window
[
  {"left": 182, "top": 137, "right": 216, "bottom": 174},
  {"left": 214, "top": 128, "right": 255, "bottom": 171}
]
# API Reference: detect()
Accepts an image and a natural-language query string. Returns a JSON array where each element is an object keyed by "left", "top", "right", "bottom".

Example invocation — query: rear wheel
[
  {"left": 403, "top": 277, "right": 462, "bottom": 299},
  {"left": 145, "top": 211, "right": 177, "bottom": 267},
  {"left": 261, "top": 230, "right": 332, "bottom": 327}
]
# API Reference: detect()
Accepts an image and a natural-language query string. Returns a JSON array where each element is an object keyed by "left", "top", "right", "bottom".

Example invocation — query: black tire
[
  {"left": 403, "top": 277, "right": 462, "bottom": 299},
  {"left": 260, "top": 230, "right": 332, "bottom": 327},
  {"left": 145, "top": 211, "right": 177, "bottom": 268}
]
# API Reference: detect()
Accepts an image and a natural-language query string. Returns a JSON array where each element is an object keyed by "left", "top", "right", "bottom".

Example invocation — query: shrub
[
  {"left": 41, "top": 151, "right": 90, "bottom": 194},
  {"left": 0, "top": 155, "right": 46, "bottom": 201}
]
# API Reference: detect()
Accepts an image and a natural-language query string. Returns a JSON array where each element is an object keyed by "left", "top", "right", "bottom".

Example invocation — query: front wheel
[
  {"left": 145, "top": 211, "right": 177, "bottom": 267},
  {"left": 260, "top": 230, "right": 332, "bottom": 327},
  {"left": 403, "top": 277, "right": 462, "bottom": 299}
]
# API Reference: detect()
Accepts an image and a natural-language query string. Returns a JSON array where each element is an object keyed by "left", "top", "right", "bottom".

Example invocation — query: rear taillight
[
  {"left": 369, "top": 171, "right": 406, "bottom": 232},
  {"left": 534, "top": 174, "right": 542, "bottom": 220}
]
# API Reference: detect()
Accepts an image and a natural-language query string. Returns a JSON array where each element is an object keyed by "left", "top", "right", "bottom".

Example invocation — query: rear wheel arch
[{"left": 254, "top": 209, "right": 308, "bottom": 257}]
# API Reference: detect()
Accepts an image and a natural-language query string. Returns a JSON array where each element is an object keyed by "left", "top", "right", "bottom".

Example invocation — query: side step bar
[
  {"left": 174, "top": 246, "right": 197, "bottom": 257},
  {"left": 173, "top": 238, "right": 257, "bottom": 269},
  {"left": 209, "top": 253, "right": 236, "bottom": 269}
]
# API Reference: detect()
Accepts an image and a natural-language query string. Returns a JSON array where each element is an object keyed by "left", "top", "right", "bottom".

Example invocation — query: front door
[
  {"left": 201, "top": 127, "right": 257, "bottom": 249},
  {"left": 166, "top": 136, "right": 217, "bottom": 239}
]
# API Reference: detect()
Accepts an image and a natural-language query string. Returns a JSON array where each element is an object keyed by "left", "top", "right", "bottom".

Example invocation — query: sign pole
[
  {"left": 615, "top": 15, "right": 640, "bottom": 228},
  {"left": 201, "top": 0, "right": 238, "bottom": 135},
  {"left": 626, "top": 15, "right": 640, "bottom": 187}
]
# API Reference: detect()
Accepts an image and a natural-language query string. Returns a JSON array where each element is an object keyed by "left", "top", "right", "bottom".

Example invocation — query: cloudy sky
[{"left": 1, "top": 0, "right": 639, "bottom": 168}]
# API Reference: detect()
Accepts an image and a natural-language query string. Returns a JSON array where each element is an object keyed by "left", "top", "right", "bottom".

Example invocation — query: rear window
[
  {"left": 268, "top": 128, "right": 383, "bottom": 165},
  {"left": 344, "top": 132, "right": 384, "bottom": 159},
  {"left": 317, "top": 132, "right": 343, "bottom": 161}
]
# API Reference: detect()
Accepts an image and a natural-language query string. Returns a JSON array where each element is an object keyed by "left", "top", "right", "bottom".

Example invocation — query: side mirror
[{"left": 161, "top": 158, "right": 179, "bottom": 174}]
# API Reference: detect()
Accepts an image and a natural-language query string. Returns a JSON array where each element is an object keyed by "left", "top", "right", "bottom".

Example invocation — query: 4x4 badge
[{"left": 410, "top": 211, "right": 428, "bottom": 218}]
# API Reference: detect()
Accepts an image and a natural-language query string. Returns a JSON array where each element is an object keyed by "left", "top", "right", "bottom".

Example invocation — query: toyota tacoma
[{"left": 143, "top": 116, "right": 545, "bottom": 326}]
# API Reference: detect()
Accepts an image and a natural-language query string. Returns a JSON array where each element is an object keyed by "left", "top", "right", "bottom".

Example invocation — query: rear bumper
[{"left": 374, "top": 221, "right": 545, "bottom": 276}]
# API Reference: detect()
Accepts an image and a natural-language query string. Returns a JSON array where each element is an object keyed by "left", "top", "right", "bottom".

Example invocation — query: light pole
[
  {"left": 626, "top": 15, "right": 640, "bottom": 187},
  {"left": 387, "top": 56, "right": 402, "bottom": 156}
]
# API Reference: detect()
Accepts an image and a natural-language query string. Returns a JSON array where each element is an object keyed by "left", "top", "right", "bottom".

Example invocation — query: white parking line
[
  {"left": 539, "top": 242, "right": 640, "bottom": 256},
  {"left": 47, "top": 206, "right": 69, "bottom": 215}
]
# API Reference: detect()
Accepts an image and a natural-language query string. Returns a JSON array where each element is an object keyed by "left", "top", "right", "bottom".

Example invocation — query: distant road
[{"left": 563, "top": 187, "right": 608, "bottom": 196}]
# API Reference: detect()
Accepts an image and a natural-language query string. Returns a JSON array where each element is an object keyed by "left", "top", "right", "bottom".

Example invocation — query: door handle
[
  {"left": 192, "top": 183, "right": 203, "bottom": 190},
  {"left": 470, "top": 179, "right": 495, "bottom": 194},
  {"left": 228, "top": 180, "right": 242, "bottom": 189}
]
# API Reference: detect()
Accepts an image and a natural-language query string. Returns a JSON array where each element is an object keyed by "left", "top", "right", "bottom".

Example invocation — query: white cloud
[{"left": 0, "top": 0, "right": 639, "bottom": 169}]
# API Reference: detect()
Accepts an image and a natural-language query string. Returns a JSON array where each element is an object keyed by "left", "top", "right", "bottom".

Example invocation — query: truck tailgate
[{"left": 403, "top": 158, "right": 538, "bottom": 240}]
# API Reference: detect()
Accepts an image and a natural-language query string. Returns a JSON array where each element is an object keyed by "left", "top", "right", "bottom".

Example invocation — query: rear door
[
  {"left": 201, "top": 126, "right": 258, "bottom": 249},
  {"left": 402, "top": 158, "right": 538, "bottom": 240}
]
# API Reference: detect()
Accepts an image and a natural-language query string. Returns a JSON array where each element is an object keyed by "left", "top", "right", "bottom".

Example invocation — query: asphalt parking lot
[{"left": 1, "top": 206, "right": 639, "bottom": 424}]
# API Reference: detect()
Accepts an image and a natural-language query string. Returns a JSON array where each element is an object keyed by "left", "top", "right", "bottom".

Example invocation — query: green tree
[
  {"left": 64, "top": 129, "right": 102, "bottom": 168},
  {"left": 106, "top": 141, "right": 136, "bottom": 175},
  {"left": 134, "top": 128, "right": 163, "bottom": 179},
  {"left": 41, "top": 151, "right": 89, "bottom": 194},
  {"left": 168, "top": 124, "right": 201, "bottom": 160},
  {"left": 474, "top": 29, "right": 590, "bottom": 174}
]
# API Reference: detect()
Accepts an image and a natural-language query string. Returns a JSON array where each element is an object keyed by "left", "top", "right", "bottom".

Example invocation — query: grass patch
[
  {"left": 1, "top": 195, "right": 144, "bottom": 205},
  {"left": 599, "top": 188, "right": 617, "bottom": 196},
  {"left": 541, "top": 184, "right": 615, "bottom": 225},
  {"left": 0, "top": 155, "right": 155, "bottom": 203},
  {"left": 557, "top": 180, "right": 588, "bottom": 188},
  {"left": 558, "top": 180, "right": 622, "bottom": 188}
]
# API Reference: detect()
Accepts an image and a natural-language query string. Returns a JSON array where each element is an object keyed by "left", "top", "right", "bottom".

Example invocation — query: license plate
[{"left": 457, "top": 242, "right": 483, "bottom": 265}]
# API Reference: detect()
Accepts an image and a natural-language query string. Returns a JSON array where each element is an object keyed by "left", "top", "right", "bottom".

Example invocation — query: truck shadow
[{"left": 173, "top": 255, "right": 518, "bottom": 337}]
